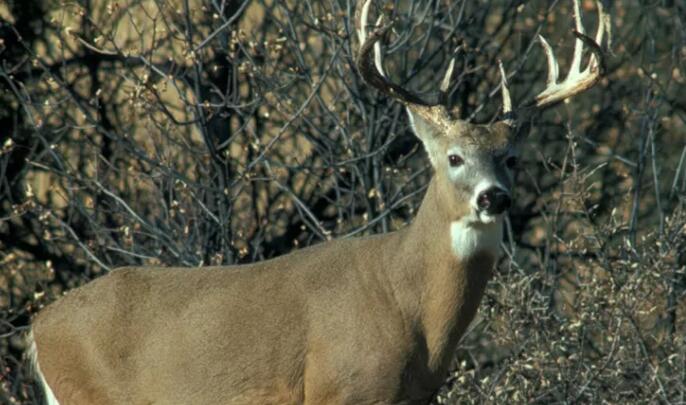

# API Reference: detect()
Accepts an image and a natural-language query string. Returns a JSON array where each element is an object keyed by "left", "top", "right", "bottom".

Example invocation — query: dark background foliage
[{"left": 1, "top": 0, "right": 684, "bottom": 403}]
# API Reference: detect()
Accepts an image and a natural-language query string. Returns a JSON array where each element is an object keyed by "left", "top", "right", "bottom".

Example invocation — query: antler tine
[
  {"left": 356, "top": 0, "right": 371, "bottom": 46},
  {"left": 537, "top": 34, "right": 560, "bottom": 87},
  {"left": 590, "top": 1, "right": 609, "bottom": 71},
  {"left": 569, "top": 0, "right": 585, "bottom": 76},
  {"left": 438, "top": 56, "right": 456, "bottom": 105},
  {"left": 534, "top": 0, "right": 609, "bottom": 109},
  {"left": 373, "top": 16, "right": 385, "bottom": 77},
  {"left": 498, "top": 60, "right": 513, "bottom": 125},
  {"left": 439, "top": 57, "right": 456, "bottom": 94},
  {"left": 357, "top": 0, "right": 386, "bottom": 77},
  {"left": 355, "top": 0, "right": 433, "bottom": 107}
]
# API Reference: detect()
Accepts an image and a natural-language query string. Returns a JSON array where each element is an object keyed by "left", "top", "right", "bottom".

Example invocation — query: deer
[{"left": 26, "top": 0, "right": 609, "bottom": 403}]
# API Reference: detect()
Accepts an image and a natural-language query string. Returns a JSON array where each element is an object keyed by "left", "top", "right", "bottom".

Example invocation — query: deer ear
[{"left": 406, "top": 108, "right": 442, "bottom": 166}]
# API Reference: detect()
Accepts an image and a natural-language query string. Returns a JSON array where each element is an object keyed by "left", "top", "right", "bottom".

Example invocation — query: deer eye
[
  {"left": 506, "top": 156, "right": 518, "bottom": 169},
  {"left": 448, "top": 154, "right": 464, "bottom": 167}
]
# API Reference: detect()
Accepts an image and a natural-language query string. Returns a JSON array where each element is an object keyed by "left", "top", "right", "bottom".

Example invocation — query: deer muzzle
[{"left": 476, "top": 187, "right": 512, "bottom": 215}]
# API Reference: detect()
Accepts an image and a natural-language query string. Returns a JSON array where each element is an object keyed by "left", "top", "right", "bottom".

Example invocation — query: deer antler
[
  {"left": 499, "top": 60, "right": 513, "bottom": 124},
  {"left": 533, "top": 0, "right": 609, "bottom": 108},
  {"left": 356, "top": 0, "right": 603, "bottom": 125},
  {"left": 356, "top": 14, "right": 432, "bottom": 107},
  {"left": 356, "top": 0, "right": 433, "bottom": 106},
  {"left": 356, "top": 0, "right": 514, "bottom": 128},
  {"left": 356, "top": 0, "right": 454, "bottom": 130}
]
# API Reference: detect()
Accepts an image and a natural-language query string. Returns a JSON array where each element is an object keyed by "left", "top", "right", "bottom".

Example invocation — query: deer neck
[{"left": 389, "top": 175, "right": 500, "bottom": 375}]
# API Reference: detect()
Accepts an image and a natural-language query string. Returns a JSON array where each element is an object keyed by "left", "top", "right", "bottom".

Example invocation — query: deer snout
[{"left": 476, "top": 187, "right": 511, "bottom": 215}]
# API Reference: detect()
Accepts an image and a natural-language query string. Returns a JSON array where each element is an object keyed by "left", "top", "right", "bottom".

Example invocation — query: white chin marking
[
  {"left": 451, "top": 216, "right": 503, "bottom": 259},
  {"left": 478, "top": 212, "right": 498, "bottom": 224}
]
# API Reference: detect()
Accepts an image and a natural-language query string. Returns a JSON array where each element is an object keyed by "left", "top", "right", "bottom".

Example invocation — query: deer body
[
  {"left": 31, "top": 177, "right": 500, "bottom": 404},
  {"left": 29, "top": 0, "right": 609, "bottom": 403}
]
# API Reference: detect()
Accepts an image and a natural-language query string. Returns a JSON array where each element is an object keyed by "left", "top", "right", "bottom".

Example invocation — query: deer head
[{"left": 356, "top": 0, "right": 609, "bottom": 229}]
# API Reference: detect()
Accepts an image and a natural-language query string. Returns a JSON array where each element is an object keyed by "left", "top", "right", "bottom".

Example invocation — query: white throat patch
[{"left": 450, "top": 218, "right": 503, "bottom": 259}]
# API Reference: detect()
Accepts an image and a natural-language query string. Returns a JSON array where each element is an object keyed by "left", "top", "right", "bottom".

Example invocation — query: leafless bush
[{"left": 0, "top": 0, "right": 684, "bottom": 403}]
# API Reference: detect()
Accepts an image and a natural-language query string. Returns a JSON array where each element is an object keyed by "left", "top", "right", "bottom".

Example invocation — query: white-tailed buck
[{"left": 27, "top": 0, "right": 609, "bottom": 403}]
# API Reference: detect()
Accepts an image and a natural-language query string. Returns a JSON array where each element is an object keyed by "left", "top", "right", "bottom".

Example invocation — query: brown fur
[{"left": 31, "top": 173, "right": 498, "bottom": 404}]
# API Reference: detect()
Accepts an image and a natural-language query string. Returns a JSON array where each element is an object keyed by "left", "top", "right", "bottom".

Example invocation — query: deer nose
[{"left": 476, "top": 187, "right": 512, "bottom": 215}]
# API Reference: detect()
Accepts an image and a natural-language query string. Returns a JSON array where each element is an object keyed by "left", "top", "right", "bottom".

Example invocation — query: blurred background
[{"left": 1, "top": 0, "right": 684, "bottom": 403}]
